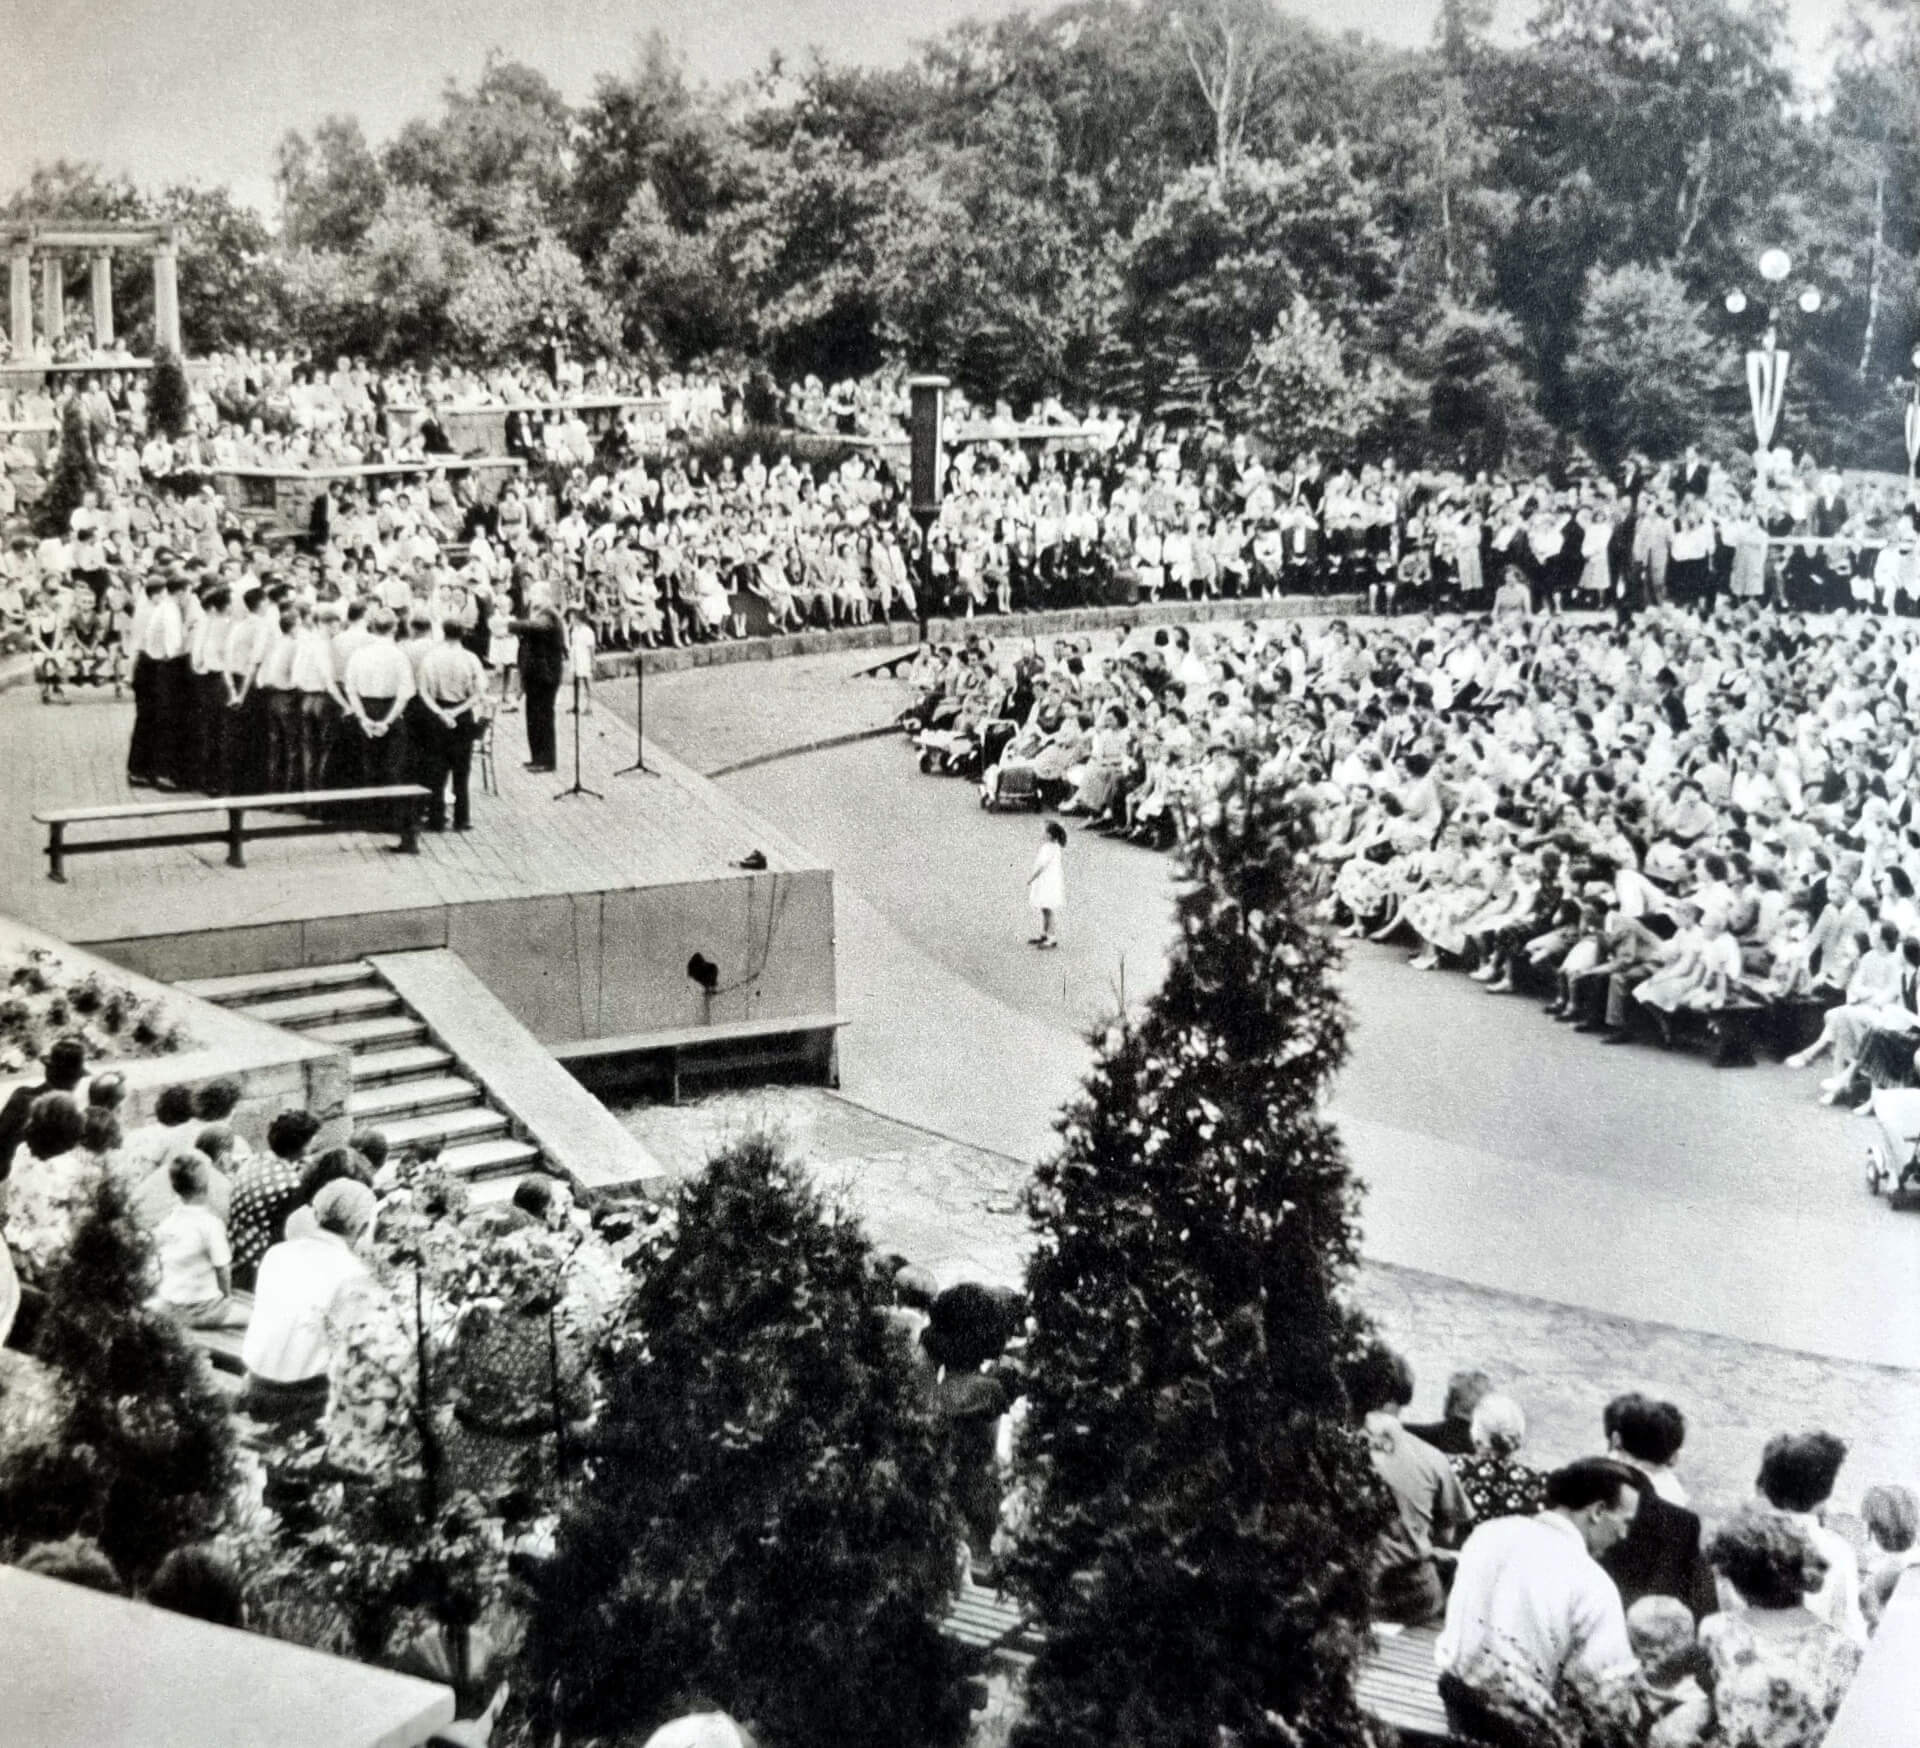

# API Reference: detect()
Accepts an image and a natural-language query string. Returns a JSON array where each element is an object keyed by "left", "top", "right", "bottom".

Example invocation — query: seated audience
[
  {"left": 1601, "top": 1393, "right": 1717, "bottom": 1621},
  {"left": 142, "top": 1544, "right": 248, "bottom": 1629},
  {"left": 228, "top": 1108, "right": 324, "bottom": 1288},
  {"left": 1453, "top": 1392, "right": 1547, "bottom": 1521},
  {"left": 1406, "top": 1367, "right": 1493, "bottom": 1457},
  {"left": 151, "top": 1151, "right": 248, "bottom": 1330}
]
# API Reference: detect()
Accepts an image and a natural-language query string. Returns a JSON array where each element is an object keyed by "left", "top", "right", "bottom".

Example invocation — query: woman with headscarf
[{"left": 238, "top": 1177, "right": 377, "bottom": 1426}]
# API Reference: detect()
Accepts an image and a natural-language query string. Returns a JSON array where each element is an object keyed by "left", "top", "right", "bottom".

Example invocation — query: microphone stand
[
  {"left": 613, "top": 650, "right": 656, "bottom": 778},
  {"left": 554, "top": 673, "right": 602, "bottom": 801}
]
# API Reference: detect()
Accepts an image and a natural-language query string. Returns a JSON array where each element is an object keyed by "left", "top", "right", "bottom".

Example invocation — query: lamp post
[{"left": 1723, "top": 248, "right": 1821, "bottom": 461}]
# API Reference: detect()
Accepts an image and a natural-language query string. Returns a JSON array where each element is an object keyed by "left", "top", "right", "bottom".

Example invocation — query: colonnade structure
[{"left": 2, "top": 218, "right": 181, "bottom": 360}]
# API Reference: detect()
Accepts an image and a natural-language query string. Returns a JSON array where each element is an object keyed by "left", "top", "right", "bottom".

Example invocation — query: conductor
[{"left": 508, "top": 584, "right": 565, "bottom": 774}]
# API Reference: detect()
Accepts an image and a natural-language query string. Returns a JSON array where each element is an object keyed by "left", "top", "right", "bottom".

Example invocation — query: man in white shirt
[
  {"left": 239, "top": 1178, "right": 375, "bottom": 1425},
  {"left": 128, "top": 571, "right": 187, "bottom": 787},
  {"left": 342, "top": 609, "right": 417, "bottom": 788},
  {"left": 1436, "top": 1459, "right": 1641, "bottom": 1744}
]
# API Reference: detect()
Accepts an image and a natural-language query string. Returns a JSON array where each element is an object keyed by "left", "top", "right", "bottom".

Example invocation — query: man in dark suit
[
  {"left": 509, "top": 583, "right": 565, "bottom": 774},
  {"left": 1596, "top": 1394, "right": 1717, "bottom": 1620},
  {"left": 1405, "top": 1368, "right": 1493, "bottom": 1458}
]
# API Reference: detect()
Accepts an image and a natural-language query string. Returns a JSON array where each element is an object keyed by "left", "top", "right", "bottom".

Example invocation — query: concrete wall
[
  {"left": 88, "top": 868, "right": 837, "bottom": 1049},
  {"left": 0, "top": 915, "right": 350, "bottom": 1153}
]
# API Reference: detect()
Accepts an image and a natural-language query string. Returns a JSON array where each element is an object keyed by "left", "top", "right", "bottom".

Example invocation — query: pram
[
  {"left": 981, "top": 762, "right": 1043, "bottom": 812},
  {"left": 1862, "top": 1088, "right": 1920, "bottom": 1210}
]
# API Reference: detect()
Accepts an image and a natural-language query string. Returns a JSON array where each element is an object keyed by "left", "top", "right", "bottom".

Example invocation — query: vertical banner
[
  {"left": 1745, "top": 348, "right": 1789, "bottom": 452},
  {"left": 908, "top": 376, "right": 949, "bottom": 520}
]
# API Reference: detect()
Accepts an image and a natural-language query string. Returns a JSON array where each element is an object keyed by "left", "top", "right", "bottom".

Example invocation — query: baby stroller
[
  {"left": 981, "top": 763, "right": 1043, "bottom": 813},
  {"left": 916, "top": 724, "right": 977, "bottom": 775},
  {"left": 1862, "top": 1088, "right": 1920, "bottom": 1210}
]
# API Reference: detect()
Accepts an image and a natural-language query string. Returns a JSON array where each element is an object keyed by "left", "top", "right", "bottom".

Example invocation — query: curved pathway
[{"left": 637, "top": 652, "right": 1920, "bottom": 1371}]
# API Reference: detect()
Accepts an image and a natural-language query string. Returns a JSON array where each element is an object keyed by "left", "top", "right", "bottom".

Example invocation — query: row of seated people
[
  {"left": 902, "top": 602, "right": 1920, "bottom": 1088},
  {"left": 1357, "top": 1348, "right": 1911, "bottom": 1748}
]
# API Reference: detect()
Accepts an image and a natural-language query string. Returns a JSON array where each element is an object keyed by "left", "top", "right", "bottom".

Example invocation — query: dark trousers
[
  {"left": 297, "top": 693, "right": 337, "bottom": 793},
  {"left": 264, "top": 689, "right": 300, "bottom": 793},
  {"left": 127, "top": 652, "right": 158, "bottom": 782},
  {"left": 358, "top": 696, "right": 409, "bottom": 788},
  {"left": 160, "top": 656, "right": 195, "bottom": 788},
  {"left": 524, "top": 676, "right": 559, "bottom": 768},
  {"left": 417, "top": 711, "right": 476, "bottom": 828},
  {"left": 231, "top": 690, "right": 268, "bottom": 794},
  {"left": 197, "top": 672, "right": 229, "bottom": 793}
]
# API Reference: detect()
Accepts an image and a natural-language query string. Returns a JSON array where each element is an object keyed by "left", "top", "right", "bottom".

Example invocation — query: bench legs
[
  {"left": 226, "top": 807, "right": 247, "bottom": 868},
  {"left": 46, "top": 821, "right": 65, "bottom": 882},
  {"left": 397, "top": 795, "right": 419, "bottom": 856}
]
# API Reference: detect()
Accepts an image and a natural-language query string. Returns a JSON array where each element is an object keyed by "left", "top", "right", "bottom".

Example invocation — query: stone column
[
  {"left": 152, "top": 237, "right": 181, "bottom": 357},
  {"left": 6, "top": 246, "right": 31, "bottom": 359},
  {"left": 41, "top": 252, "right": 65, "bottom": 346},
  {"left": 89, "top": 249, "right": 114, "bottom": 349}
]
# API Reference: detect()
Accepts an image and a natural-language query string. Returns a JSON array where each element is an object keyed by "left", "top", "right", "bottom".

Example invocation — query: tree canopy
[{"left": 7, "top": 0, "right": 1917, "bottom": 467}]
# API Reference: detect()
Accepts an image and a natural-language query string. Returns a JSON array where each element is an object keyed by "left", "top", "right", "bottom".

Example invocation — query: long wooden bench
[
  {"left": 34, "top": 785, "right": 431, "bottom": 881},
  {"left": 1355, "top": 1624, "right": 1454, "bottom": 1744},
  {"left": 553, "top": 1012, "right": 847, "bottom": 1103}
]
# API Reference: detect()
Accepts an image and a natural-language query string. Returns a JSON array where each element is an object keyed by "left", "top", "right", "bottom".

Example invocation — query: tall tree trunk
[{"left": 1859, "top": 165, "right": 1887, "bottom": 379}]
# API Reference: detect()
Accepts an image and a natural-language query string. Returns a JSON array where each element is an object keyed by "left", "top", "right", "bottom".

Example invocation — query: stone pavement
[{"left": 615, "top": 1084, "right": 1920, "bottom": 1522}]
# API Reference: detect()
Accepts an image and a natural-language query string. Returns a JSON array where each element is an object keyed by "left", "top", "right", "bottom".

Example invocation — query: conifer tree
[
  {"left": 150, "top": 346, "right": 193, "bottom": 440},
  {"left": 520, "top": 1135, "right": 971, "bottom": 1748},
  {"left": 0, "top": 1174, "right": 235, "bottom": 1582},
  {"left": 1011, "top": 739, "right": 1388, "bottom": 1748},
  {"left": 37, "top": 397, "right": 101, "bottom": 538}
]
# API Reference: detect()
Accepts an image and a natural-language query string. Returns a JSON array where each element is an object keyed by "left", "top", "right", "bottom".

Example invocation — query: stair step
[
  {"left": 307, "top": 1015, "right": 429, "bottom": 1052},
  {"left": 243, "top": 985, "right": 402, "bottom": 1029},
  {"left": 374, "top": 1106, "right": 510, "bottom": 1150},
  {"left": 179, "top": 961, "right": 374, "bottom": 1005},
  {"left": 350, "top": 1075, "right": 484, "bottom": 1123},
  {"left": 349, "top": 1045, "right": 455, "bottom": 1087},
  {"left": 443, "top": 1138, "right": 542, "bottom": 1182}
]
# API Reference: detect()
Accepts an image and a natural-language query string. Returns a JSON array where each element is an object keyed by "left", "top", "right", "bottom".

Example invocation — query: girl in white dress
[{"left": 1027, "top": 822, "right": 1066, "bottom": 949}]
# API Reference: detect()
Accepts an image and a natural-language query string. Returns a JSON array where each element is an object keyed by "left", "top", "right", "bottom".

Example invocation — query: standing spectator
[
  {"left": 1436, "top": 1458, "right": 1641, "bottom": 1746},
  {"left": 1346, "top": 1343, "right": 1474, "bottom": 1624},
  {"left": 227, "top": 1108, "right": 323, "bottom": 1289},
  {"left": 1453, "top": 1393, "right": 1548, "bottom": 1521},
  {"left": 1689, "top": 1505, "right": 1864, "bottom": 1748},
  {"left": 509, "top": 582, "right": 565, "bottom": 773},
  {"left": 1601, "top": 1393, "right": 1717, "bottom": 1620},
  {"left": 1754, "top": 1432, "right": 1870, "bottom": 1647},
  {"left": 1406, "top": 1368, "right": 1494, "bottom": 1457},
  {"left": 1858, "top": 1485, "right": 1919, "bottom": 1628},
  {"left": 115, "top": 1081, "right": 198, "bottom": 1187}
]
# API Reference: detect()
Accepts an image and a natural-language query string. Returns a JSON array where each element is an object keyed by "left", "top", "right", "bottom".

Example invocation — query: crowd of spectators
[
  {"left": 1349, "top": 1347, "right": 1913, "bottom": 1747},
  {"left": 906, "top": 597, "right": 1920, "bottom": 1096}
]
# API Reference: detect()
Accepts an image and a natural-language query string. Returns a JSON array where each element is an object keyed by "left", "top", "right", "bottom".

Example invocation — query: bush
[
  {"left": 1010, "top": 741, "right": 1389, "bottom": 1748},
  {"left": 0, "top": 1174, "right": 235, "bottom": 1582},
  {"left": 519, "top": 1134, "right": 970, "bottom": 1748}
]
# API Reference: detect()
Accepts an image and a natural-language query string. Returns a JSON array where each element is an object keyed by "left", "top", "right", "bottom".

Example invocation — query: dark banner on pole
[{"left": 908, "top": 375, "right": 949, "bottom": 519}]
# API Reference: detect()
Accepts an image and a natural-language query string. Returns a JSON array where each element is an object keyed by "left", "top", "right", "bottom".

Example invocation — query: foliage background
[{"left": 8, "top": 0, "right": 1920, "bottom": 466}]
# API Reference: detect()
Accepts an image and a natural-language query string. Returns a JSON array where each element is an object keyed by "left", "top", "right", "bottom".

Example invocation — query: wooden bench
[
  {"left": 938, "top": 1575, "right": 1043, "bottom": 1668},
  {"left": 554, "top": 1012, "right": 848, "bottom": 1103},
  {"left": 1355, "top": 1624, "right": 1454, "bottom": 1744},
  {"left": 34, "top": 785, "right": 431, "bottom": 881}
]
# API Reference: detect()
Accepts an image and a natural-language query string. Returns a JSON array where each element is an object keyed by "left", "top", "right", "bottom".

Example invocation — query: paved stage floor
[
  {"left": 632, "top": 651, "right": 1920, "bottom": 1373},
  {"left": 0, "top": 687, "right": 822, "bottom": 946}
]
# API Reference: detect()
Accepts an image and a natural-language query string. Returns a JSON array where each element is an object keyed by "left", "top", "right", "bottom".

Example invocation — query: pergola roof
[{"left": 2, "top": 219, "right": 178, "bottom": 249}]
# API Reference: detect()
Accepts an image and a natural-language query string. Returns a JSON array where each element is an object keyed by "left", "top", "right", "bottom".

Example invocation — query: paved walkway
[
  {"left": 627, "top": 660, "right": 1920, "bottom": 1373},
  {"left": 617, "top": 1084, "right": 1920, "bottom": 1523}
]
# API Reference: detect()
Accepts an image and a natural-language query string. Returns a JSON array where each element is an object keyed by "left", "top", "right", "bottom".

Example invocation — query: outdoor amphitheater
[{"left": 3, "top": 5, "right": 1919, "bottom": 1748}]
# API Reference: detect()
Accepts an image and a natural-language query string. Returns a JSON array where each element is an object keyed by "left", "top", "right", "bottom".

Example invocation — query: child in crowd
[
  {"left": 152, "top": 1150, "right": 249, "bottom": 1329},
  {"left": 1627, "top": 1595, "right": 1708, "bottom": 1748}
]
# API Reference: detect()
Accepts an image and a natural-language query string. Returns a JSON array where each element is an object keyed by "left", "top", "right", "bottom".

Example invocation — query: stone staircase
[{"left": 178, "top": 960, "right": 541, "bottom": 1190}]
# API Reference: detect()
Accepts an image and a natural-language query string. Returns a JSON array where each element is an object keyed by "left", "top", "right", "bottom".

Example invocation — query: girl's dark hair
[{"left": 1045, "top": 822, "right": 1067, "bottom": 845}]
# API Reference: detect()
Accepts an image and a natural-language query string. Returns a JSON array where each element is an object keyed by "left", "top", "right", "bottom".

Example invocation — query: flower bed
[{"left": 0, "top": 944, "right": 193, "bottom": 1077}]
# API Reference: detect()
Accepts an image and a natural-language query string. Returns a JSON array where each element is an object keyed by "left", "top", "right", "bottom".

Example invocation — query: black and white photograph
[{"left": 1, "top": 1, "right": 1917, "bottom": 1743}]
